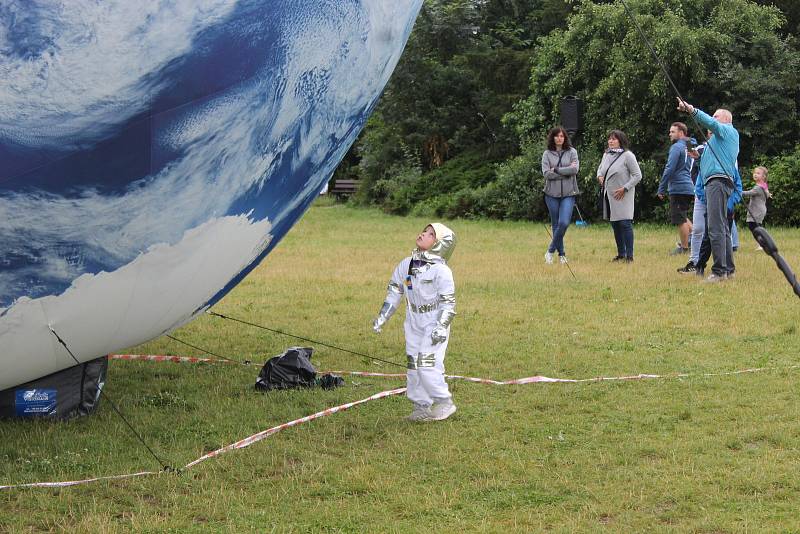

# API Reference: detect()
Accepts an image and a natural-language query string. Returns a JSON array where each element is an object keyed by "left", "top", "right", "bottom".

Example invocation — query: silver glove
[
  {"left": 372, "top": 317, "right": 385, "bottom": 334},
  {"left": 430, "top": 325, "right": 448, "bottom": 344},
  {"left": 430, "top": 308, "right": 456, "bottom": 344},
  {"left": 372, "top": 302, "right": 395, "bottom": 334}
]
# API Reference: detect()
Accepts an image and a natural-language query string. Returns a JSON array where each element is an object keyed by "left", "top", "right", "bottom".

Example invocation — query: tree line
[{"left": 333, "top": 0, "right": 800, "bottom": 225}]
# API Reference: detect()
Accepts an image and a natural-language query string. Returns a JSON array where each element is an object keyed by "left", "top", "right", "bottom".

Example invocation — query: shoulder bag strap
[{"left": 601, "top": 150, "right": 625, "bottom": 194}]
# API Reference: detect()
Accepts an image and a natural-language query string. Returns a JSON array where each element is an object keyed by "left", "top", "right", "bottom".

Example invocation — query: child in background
[
  {"left": 372, "top": 223, "right": 457, "bottom": 422},
  {"left": 742, "top": 166, "right": 771, "bottom": 250}
]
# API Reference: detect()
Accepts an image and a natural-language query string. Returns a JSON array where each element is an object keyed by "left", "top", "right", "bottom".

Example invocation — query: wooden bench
[{"left": 329, "top": 178, "right": 360, "bottom": 199}]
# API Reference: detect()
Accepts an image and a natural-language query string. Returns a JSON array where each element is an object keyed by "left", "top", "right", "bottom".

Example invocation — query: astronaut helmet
[{"left": 416, "top": 222, "right": 456, "bottom": 263}]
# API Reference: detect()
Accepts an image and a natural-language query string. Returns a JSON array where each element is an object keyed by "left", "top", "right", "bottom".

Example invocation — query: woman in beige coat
[{"left": 597, "top": 130, "right": 642, "bottom": 262}]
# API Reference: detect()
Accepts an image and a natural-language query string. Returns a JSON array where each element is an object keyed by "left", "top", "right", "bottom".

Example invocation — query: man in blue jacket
[
  {"left": 657, "top": 122, "right": 694, "bottom": 255},
  {"left": 677, "top": 99, "right": 740, "bottom": 282}
]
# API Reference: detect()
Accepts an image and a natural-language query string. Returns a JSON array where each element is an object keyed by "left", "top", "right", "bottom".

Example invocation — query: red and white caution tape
[
  {"left": 184, "top": 387, "right": 406, "bottom": 469},
  {"left": 444, "top": 373, "right": 660, "bottom": 385},
  {"left": 328, "top": 367, "right": 800, "bottom": 385},
  {"left": 445, "top": 365, "right": 800, "bottom": 385},
  {"left": 0, "top": 386, "right": 405, "bottom": 491},
  {"left": 6, "top": 358, "right": 799, "bottom": 491},
  {"left": 325, "top": 370, "right": 406, "bottom": 379},
  {"left": 0, "top": 470, "right": 158, "bottom": 490}
]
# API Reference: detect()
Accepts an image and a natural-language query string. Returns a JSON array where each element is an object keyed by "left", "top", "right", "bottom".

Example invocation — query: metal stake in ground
[{"left": 574, "top": 203, "right": 588, "bottom": 227}]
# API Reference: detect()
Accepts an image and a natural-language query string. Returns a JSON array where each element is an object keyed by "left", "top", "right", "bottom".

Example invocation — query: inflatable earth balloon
[{"left": 0, "top": 0, "right": 423, "bottom": 392}]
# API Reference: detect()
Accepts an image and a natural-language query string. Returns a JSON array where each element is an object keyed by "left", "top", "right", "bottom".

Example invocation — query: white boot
[
  {"left": 428, "top": 398, "right": 457, "bottom": 421},
  {"left": 407, "top": 403, "right": 432, "bottom": 422}
]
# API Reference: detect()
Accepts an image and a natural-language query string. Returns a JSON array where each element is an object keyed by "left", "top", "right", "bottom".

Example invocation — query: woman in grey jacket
[
  {"left": 596, "top": 130, "right": 642, "bottom": 262},
  {"left": 541, "top": 126, "right": 579, "bottom": 264}
]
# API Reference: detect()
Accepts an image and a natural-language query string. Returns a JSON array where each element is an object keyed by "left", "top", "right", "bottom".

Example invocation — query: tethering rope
[
  {"left": 49, "top": 328, "right": 176, "bottom": 474},
  {"left": 207, "top": 310, "right": 409, "bottom": 371}
]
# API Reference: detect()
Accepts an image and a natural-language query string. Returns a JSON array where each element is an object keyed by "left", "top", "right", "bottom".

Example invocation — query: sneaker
[
  {"left": 407, "top": 404, "right": 432, "bottom": 422},
  {"left": 559, "top": 255, "right": 569, "bottom": 265},
  {"left": 677, "top": 261, "right": 696, "bottom": 274},
  {"left": 705, "top": 273, "right": 726, "bottom": 283},
  {"left": 544, "top": 251, "right": 554, "bottom": 265},
  {"left": 611, "top": 255, "right": 624, "bottom": 262},
  {"left": 624, "top": 256, "right": 634, "bottom": 263},
  {"left": 427, "top": 399, "right": 457, "bottom": 421},
  {"left": 670, "top": 246, "right": 688, "bottom": 256}
]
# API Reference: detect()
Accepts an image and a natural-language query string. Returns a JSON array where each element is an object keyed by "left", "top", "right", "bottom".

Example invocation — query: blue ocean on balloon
[{"left": 0, "top": 0, "right": 422, "bottom": 390}]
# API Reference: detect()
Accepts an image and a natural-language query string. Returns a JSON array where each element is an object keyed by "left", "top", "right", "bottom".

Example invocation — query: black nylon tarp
[{"left": 255, "top": 347, "right": 316, "bottom": 391}]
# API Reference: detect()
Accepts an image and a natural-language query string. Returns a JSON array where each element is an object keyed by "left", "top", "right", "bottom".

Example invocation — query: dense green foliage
[
  {"left": 346, "top": 0, "right": 575, "bottom": 216},
  {"left": 758, "top": 144, "right": 800, "bottom": 226},
  {"left": 337, "top": 0, "right": 800, "bottom": 225},
  {"left": 512, "top": 0, "right": 800, "bottom": 221}
]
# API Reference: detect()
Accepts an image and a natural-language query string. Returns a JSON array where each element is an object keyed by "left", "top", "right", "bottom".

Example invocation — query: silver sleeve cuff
[
  {"left": 377, "top": 301, "right": 396, "bottom": 322},
  {"left": 438, "top": 292, "right": 456, "bottom": 305},
  {"left": 387, "top": 281, "right": 403, "bottom": 295},
  {"left": 436, "top": 309, "right": 456, "bottom": 328}
]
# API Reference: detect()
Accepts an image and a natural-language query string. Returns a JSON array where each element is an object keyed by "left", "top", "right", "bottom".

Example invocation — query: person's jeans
[
  {"left": 544, "top": 194, "right": 576, "bottom": 256},
  {"left": 610, "top": 219, "right": 634, "bottom": 258},
  {"left": 697, "top": 212, "right": 737, "bottom": 272},
  {"left": 704, "top": 178, "right": 734, "bottom": 276},
  {"left": 689, "top": 197, "right": 705, "bottom": 264}
]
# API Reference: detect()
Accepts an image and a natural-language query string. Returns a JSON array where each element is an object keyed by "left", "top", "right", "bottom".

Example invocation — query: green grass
[{"left": 2, "top": 203, "right": 800, "bottom": 532}]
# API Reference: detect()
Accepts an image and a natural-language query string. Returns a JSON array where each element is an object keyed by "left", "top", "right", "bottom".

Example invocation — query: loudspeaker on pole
[{"left": 560, "top": 96, "right": 584, "bottom": 138}]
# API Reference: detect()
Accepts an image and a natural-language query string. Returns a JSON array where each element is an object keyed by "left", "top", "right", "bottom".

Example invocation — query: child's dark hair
[{"left": 546, "top": 126, "right": 572, "bottom": 151}]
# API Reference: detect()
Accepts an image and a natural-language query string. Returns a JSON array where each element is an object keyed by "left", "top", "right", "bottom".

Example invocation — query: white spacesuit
[{"left": 373, "top": 223, "right": 457, "bottom": 421}]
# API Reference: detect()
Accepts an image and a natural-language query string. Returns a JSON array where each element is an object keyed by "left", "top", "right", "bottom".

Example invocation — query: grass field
[{"left": 2, "top": 202, "right": 800, "bottom": 532}]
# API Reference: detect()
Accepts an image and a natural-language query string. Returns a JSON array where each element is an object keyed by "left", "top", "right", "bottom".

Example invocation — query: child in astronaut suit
[{"left": 372, "top": 223, "right": 457, "bottom": 422}]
